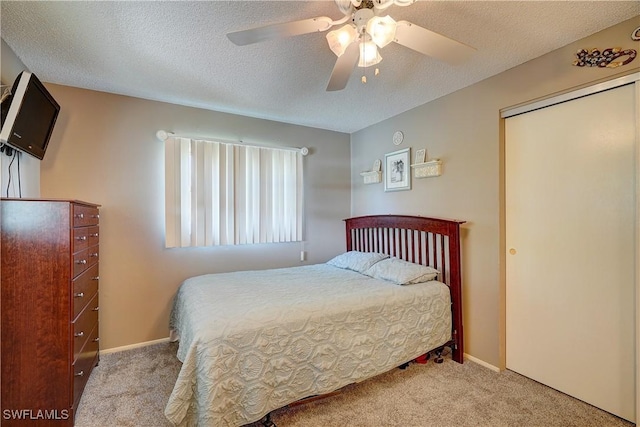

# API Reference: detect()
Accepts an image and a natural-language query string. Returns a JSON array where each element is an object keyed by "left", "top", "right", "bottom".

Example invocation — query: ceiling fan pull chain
[{"left": 362, "top": 42, "right": 367, "bottom": 84}]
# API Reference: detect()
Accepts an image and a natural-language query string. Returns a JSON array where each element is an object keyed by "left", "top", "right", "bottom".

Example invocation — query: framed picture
[
  {"left": 414, "top": 148, "right": 426, "bottom": 164},
  {"left": 384, "top": 148, "right": 411, "bottom": 192}
]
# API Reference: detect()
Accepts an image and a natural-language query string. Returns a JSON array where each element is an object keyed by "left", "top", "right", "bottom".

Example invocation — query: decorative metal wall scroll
[{"left": 572, "top": 47, "right": 637, "bottom": 68}]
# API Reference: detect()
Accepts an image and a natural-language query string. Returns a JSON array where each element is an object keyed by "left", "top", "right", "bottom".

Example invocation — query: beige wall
[
  {"left": 351, "top": 16, "right": 640, "bottom": 368},
  {"left": 40, "top": 87, "right": 351, "bottom": 350}
]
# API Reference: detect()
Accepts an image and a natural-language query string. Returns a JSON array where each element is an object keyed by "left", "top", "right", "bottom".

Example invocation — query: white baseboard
[
  {"left": 100, "top": 337, "right": 171, "bottom": 355},
  {"left": 464, "top": 353, "right": 501, "bottom": 372}
]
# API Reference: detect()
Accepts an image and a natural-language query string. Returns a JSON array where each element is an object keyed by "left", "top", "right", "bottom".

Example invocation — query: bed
[{"left": 164, "top": 215, "right": 465, "bottom": 427}]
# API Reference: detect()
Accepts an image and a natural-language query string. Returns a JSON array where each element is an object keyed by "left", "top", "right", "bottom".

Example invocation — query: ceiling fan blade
[
  {"left": 326, "top": 41, "right": 359, "bottom": 91},
  {"left": 227, "top": 16, "right": 334, "bottom": 46},
  {"left": 394, "top": 20, "right": 475, "bottom": 65}
]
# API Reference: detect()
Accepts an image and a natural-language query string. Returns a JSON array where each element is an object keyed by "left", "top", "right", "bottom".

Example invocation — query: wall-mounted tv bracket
[{"left": 0, "top": 143, "right": 15, "bottom": 157}]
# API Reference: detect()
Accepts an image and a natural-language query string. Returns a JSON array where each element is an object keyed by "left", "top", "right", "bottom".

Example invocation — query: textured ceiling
[{"left": 1, "top": 1, "right": 638, "bottom": 133}]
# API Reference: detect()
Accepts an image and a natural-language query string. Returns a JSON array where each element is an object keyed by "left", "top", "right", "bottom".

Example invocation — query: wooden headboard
[{"left": 344, "top": 215, "right": 465, "bottom": 364}]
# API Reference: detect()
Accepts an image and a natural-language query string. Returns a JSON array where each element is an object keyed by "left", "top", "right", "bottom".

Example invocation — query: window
[{"left": 165, "top": 137, "right": 303, "bottom": 248}]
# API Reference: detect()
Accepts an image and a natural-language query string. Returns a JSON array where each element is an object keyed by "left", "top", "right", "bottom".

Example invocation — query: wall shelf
[
  {"left": 411, "top": 159, "right": 442, "bottom": 178},
  {"left": 360, "top": 170, "right": 382, "bottom": 185}
]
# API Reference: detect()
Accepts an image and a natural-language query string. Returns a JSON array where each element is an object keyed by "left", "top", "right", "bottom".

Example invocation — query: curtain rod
[{"left": 156, "top": 130, "right": 309, "bottom": 156}]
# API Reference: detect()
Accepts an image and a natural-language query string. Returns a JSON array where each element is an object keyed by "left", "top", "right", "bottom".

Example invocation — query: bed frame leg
[
  {"left": 260, "top": 413, "right": 276, "bottom": 427},
  {"left": 432, "top": 346, "right": 445, "bottom": 364}
]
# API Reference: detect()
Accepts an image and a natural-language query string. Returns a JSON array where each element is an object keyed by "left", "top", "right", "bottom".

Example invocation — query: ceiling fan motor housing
[{"left": 354, "top": 8, "right": 375, "bottom": 32}]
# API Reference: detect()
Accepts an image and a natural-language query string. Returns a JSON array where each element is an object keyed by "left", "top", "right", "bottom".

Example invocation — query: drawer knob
[
  {"left": 92, "top": 306, "right": 100, "bottom": 312},
  {"left": 93, "top": 337, "right": 100, "bottom": 343},
  {"left": 92, "top": 214, "right": 100, "bottom": 219},
  {"left": 76, "top": 236, "right": 87, "bottom": 241},
  {"left": 90, "top": 253, "right": 99, "bottom": 258},
  {"left": 75, "top": 370, "right": 84, "bottom": 377},
  {"left": 74, "top": 292, "right": 84, "bottom": 298},
  {"left": 76, "top": 259, "right": 87, "bottom": 265},
  {"left": 91, "top": 276, "right": 100, "bottom": 281},
  {"left": 74, "top": 331, "right": 84, "bottom": 338},
  {"left": 75, "top": 213, "right": 84, "bottom": 219},
  {"left": 90, "top": 233, "right": 99, "bottom": 238}
]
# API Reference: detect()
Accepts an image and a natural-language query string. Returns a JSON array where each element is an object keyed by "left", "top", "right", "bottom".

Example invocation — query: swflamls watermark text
[{"left": 3, "top": 409, "right": 70, "bottom": 420}]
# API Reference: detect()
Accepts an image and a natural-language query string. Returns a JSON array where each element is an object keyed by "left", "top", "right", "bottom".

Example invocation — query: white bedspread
[{"left": 165, "top": 264, "right": 451, "bottom": 426}]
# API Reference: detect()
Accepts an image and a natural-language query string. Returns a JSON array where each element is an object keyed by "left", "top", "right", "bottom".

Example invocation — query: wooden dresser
[{"left": 1, "top": 199, "right": 100, "bottom": 425}]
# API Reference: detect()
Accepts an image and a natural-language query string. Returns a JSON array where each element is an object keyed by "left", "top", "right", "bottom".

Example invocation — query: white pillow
[
  {"left": 364, "top": 257, "right": 440, "bottom": 285},
  {"left": 326, "top": 251, "right": 389, "bottom": 273}
]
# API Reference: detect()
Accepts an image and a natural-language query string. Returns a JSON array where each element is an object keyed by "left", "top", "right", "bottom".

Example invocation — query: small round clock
[{"left": 392, "top": 131, "right": 404, "bottom": 145}]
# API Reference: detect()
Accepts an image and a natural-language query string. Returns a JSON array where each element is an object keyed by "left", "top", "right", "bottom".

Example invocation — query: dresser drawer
[
  {"left": 73, "top": 246, "right": 99, "bottom": 278},
  {"left": 73, "top": 204, "right": 100, "bottom": 227},
  {"left": 73, "top": 226, "right": 99, "bottom": 253},
  {"left": 73, "top": 227, "right": 89, "bottom": 253},
  {"left": 87, "top": 226, "right": 100, "bottom": 247},
  {"left": 73, "top": 324, "right": 99, "bottom": 409},
  {"left": 73, "top": 294, "right": 99, "bottom": 363},
  {"left": 72, "top": 264, "right": 99, "bottom": 320}
]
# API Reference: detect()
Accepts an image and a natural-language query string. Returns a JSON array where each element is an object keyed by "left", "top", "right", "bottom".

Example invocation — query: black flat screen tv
[{"left": 0, "top": 71, "right": 60, "bottom": 160}]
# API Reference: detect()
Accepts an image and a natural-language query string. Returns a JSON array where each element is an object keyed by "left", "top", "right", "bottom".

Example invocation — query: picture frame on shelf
[
  {"left": 384, "top": 148, "right": 411, "bottom": 192},
  {"left": 414, "top": 148, "right": 426, "bottom": 164}
]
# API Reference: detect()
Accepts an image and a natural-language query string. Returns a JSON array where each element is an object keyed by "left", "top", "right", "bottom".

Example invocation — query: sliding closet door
[{"left": 505, "top": 83, "right": 636, "bottom": 422}]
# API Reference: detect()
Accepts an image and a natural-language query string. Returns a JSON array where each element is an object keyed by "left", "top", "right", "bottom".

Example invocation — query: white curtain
[{"left": 165, "top": 137, "right": 303, "bottom": 248}]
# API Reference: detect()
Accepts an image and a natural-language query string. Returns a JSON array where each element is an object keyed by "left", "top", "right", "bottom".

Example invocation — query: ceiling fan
[{"left": 227, "top": 0, "right": 475, "bottom": 91}]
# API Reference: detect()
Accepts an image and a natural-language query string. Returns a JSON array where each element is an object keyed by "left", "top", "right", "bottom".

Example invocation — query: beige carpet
[{"left": 75, "top": 342, "right": 633, "bottom": 427}]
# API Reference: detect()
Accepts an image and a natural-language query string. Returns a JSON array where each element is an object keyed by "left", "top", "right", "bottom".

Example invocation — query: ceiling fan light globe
[
  {"left": 393, "top": 0, "right": 416, "bottom": 6},
  {"left": 367, "top": 15, "right": 396, "bottom": 48},
  {"left": 326, "top": 24, "right": 357, "bottom": 56},
  {"left": 358, "top": 41, "right": 382, "bottom": 67},
  {"left": 372, "top": 0, "right": 415, "bottom": 10},
  {"left": 334, "top": 0, "right": 354, "bottom": 15}
]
